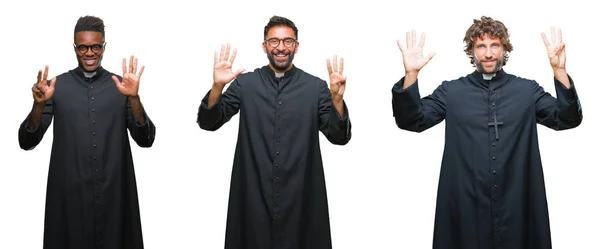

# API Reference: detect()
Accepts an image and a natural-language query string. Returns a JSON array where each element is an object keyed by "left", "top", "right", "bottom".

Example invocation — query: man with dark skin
[{"left": 18, "top": 15, "right": 155, "bottom": 249}]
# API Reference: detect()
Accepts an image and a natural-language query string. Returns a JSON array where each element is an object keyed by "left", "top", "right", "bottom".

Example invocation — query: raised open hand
[
  {"left": 31, "top": 65, "right": 56, "bottom": 104},
  {"left": 541, "top": 27, "right": 566, "bottom": 70},
  {"left": 327, "top": 55, "right": 346, "bottom": 100},
  {"left": 214, "top": 43, "right": 245, "bottom": 88},
  {"left": 396, "top": 30, "right": 436, "bottom": 73},
  {"left": 112, "top": 55, "right": 144, "bottom": 97}
]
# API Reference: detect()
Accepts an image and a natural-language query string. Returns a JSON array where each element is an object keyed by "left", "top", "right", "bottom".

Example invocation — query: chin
[{"left": 81, "top": 65, "right": 99, "bottom": 72}]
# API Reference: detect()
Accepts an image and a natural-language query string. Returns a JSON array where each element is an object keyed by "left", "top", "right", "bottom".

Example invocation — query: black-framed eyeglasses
[
  {"left": 74, "top": 42, "right": 106, "bottom": 53},
  {"left": 265, "top": 37, "right": 296, "bottom": 48}
]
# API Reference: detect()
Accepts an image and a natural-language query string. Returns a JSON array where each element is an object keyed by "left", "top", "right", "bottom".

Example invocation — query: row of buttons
[{"left": 89, "top": 82, "right": 104, "bottom": 248}]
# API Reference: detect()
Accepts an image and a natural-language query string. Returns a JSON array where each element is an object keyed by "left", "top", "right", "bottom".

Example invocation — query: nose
[
  {"left": 484, "top": 47, "right": 493, "bottom": 58},
  {"left": 276, "top": 40, "right": 286, "bottom": 50},
  {"left": 85, "top": 47, "right": 95, "bottom": 56}
]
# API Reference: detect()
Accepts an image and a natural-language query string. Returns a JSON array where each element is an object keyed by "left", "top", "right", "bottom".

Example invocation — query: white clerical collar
[
  {"left": 275, "top": 72, "right": 284, "bottom": 78},
  {"left": 482, "top": 73, "right": 496, "bottom": 80},
  {"left": 83, "top": 71, "right": 97, "bottom": 78}
]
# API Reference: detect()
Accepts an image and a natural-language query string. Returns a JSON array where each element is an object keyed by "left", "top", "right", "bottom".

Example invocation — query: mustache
[{"left": 271, "top": 50, "right": 290, "bottom": 56}]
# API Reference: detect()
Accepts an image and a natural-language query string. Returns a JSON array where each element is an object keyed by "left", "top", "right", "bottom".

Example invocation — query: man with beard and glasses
[
  {"left": 18, "top": 15, "right": 156, "bottom": 249},
  {"left": 197, "top": 15, "right": 351, "bottom": 249},
  {"left": 391, "top": 16, "right": 582, "bottom": 249}
]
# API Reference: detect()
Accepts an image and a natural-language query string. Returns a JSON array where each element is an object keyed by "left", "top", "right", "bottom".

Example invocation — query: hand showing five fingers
[
  {"left": 112, "top": 55, "right": 145, "bottom": 97},
  {"left": 31, "top": 65, "right": 56, "bottom": 104},
  {"left": 214, "top": 43, "right": 245, "bottom": 88},
  {"left": 396, "top": 30, "right": 436, "bottom": 73},
  {"left": 541, "top": 27, "right": 566, "bottom": 70},
  {"left": 327, "top": 55, "right": 346, "bottom": 100}
]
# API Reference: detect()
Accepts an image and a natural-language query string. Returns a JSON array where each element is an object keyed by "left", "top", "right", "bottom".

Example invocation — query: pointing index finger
[{"left": 326, "top": 58, "right": 333, "bottom": 75}]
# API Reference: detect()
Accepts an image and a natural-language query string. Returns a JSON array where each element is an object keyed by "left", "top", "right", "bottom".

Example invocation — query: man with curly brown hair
[{"left": 391, "top": 16, "right": 582, "bottom": 249}]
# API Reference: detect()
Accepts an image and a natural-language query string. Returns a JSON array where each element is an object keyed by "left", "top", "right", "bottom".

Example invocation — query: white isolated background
[{"left": 0, "top": 0, "right": 597, "bottom": 248}]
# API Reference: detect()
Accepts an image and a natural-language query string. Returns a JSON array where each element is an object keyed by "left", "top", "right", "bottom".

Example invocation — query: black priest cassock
[
  {"left": 198, "top": 65, "right": 351, "bottom": 249},
  {"left": 18, "top": 67, "right": 156, "bottom": 249},
  {"left": 391, "top": 69, "right": 582, "bottom": 249}
]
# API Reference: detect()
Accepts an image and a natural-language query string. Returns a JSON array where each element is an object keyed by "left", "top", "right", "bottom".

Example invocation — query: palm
[
  {"left": 542, "top": 27, "right": 566, "bottom": 69},
  {"left": 117, "top": 73, "right": 140, "bottom": 96},
  {"left": 35, "top": 84, "right": 55, "bottom": 102},
  {"left": 112, "top": 55, "right": 144, "bottom": 97},
  {"left": 31, "top": 66, "right": 56, "bottom": 103},
  {"left": 396, "top": 30, "right": 435, "bottom": 73},
  {"left": 214, "top": 61, "right": 238, "bottom": 85},
  {"left": 214, "top": 43, "right": 245, "bottom": 87},
  {"left": 327, "top": 55, "right": 346, "bottom": 98}
]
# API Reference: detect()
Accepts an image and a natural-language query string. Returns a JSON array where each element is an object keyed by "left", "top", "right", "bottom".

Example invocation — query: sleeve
[
  {"left": 126, "top": 98, "right": 156, "bottom": 148},
  {"left": 391, "top": 77, "right": 447, "bottom": 132},
  {"left": 318, "top": 80, "right": 351, "bottom": 145},
  {"left": 197, "top": 79, "right": 242, "bottom": 131},
  {"left": 18, "top": 98, "right": 54, "bottom": 150},
  {"left": 534, "top": 75, "right": 583, "bottom": 130}
]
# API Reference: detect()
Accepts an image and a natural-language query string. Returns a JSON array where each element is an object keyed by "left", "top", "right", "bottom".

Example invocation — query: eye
[
  {"left": 77, "top": 45, "right": 87, "bottom": 52},
  {"left": 283, "top": 38, "right": 294, "bottom": 46}
]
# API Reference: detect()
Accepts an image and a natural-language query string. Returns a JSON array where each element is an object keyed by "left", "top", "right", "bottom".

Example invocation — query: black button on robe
[
  {"left": 18, "top": 67, "right": 156, "bottom": 249},
  {"left": 391, "top": 69, "right": 582, "bottom": 249},
  {"left": 198, "top": 65, "right": 351, "bottom": 249}
]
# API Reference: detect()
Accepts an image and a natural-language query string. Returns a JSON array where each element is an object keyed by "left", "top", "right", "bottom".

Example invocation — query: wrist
[
  {"left": 212, "top": 83, "right": 225, "bottom": 92},
  {"left": 405, "top": 70, "right": 419, "bottom": 77},
  {"left": 552, "top": 67, "right": 567, "bottom": 74},
  {"left": 33, "top": 100, "right": 46, "bottom": 108},
  {"left": 332, "top": 95, "right": 343, "bottom": 104}
]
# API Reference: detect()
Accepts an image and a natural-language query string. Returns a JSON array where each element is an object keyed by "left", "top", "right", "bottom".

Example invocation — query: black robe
[
  {"left": 18, "top": 67, "right": 156, "bottom": 249},
  {"left": 391, "top": 69, "right": 582, "bottom": 249},
  {"left": 197, "top": 65, "right": 351, "bottom": 249}
]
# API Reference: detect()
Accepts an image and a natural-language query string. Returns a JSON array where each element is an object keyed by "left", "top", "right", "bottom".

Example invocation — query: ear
[
  {"left": 293, "top": 41, "right": 300, "bottom": 54},
  {"left": 262, "top": 41, "right": 267, "bottom": 53}
]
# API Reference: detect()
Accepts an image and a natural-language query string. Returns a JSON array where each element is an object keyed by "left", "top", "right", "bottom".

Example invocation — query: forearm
[
  {"left": 323, "top": 101, "right": 351, "bottom": 145},
  {"left": 207, "top": 84, "right": 224, "bottom": 108},
  {"left": 402, "top": 71, "right": 419, "bottom": 89},
  {"left": 27, "top": 101, "right": 46, "bottom": 130},
  {"left": 128, "top": 96, "right": 146, "bottom": 124},
  {"left": 553, "top": 68, "right": 570, "bottom": 89},
  {"left": 332, "top": 97, "right": 344, "bottom": 119},
  {"left": 19, "top": 100, "right": 53, "bottom": 150},
  {"left": 392, "top": 78, "right": 445, "bottom": 132}
]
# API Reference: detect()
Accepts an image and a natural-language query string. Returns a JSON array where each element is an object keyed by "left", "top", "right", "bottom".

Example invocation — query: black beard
[{"left": 267, "top": 51, "right": 295, "bottom": 71}]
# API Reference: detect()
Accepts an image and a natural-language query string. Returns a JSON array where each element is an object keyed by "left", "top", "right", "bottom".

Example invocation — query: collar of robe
[
  {"left": 73, "top": 66, "right": 107, "bottom": 81},
  {"left": 468, "top": 68, "right": 509, "bottom": 90},
  {"left": 262, "top": 64, "right": 299, "bottom": 80}
]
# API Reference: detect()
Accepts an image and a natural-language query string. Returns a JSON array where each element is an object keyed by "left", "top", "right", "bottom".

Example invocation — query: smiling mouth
[{"left": 84, "top": 58, "right": 97, "bottom": 66}]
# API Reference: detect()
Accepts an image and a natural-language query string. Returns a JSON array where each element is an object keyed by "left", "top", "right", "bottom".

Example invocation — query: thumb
[
  {"left": 111, "top": 75, "right": 121, "bottom": 85},
  {"left": 427, "top": 52, "right": 436, "bottom": 61},
  {"left": 234, "top": 68, "right": 246, "bottom": 77},
  {"left": 49, "top": 77, "right": 57, "bottom": 88}
]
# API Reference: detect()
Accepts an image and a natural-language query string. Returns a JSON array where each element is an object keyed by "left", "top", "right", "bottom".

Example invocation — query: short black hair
[
  {"left": 74, "top": 15, "right": 105, "bottom": 39},
  {"left": 263, "top": 15, "right": 298, "bottom": 40}
]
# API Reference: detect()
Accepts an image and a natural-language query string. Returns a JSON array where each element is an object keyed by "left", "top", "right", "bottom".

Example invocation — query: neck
[{"left": 269, "top": 64, "right": 293, "bottom": 75}]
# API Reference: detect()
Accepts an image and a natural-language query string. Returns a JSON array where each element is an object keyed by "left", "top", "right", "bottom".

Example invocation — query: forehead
[
  {"left": 474, "top": 33, "right": 501, "bottom": 44},
  {"left": 75, "top": 31, "right": 104, "bottom": 44},
  {"left": 266, "top": 25, "right": 295, "bottom": 39}
]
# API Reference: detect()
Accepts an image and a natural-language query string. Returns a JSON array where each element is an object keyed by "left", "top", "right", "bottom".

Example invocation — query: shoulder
[
  {"left": 233, "top": 67, "right": 263, "bottom": 85},
  {"left": 437, "top": 75, "right": 468, "bottom": 89},
  {"left": 507, "top": 72, "right": 540, "bottom": 89},
  {"left": 294, "top": 67, "right": 327, "bottom": 86},
  {"left": 100, "top": 68, "right": 120, "bottom": 80}
]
